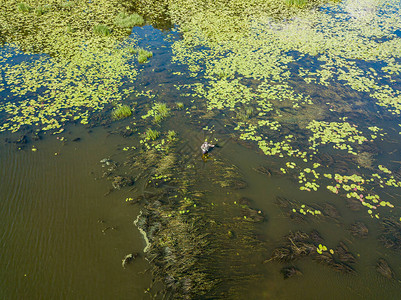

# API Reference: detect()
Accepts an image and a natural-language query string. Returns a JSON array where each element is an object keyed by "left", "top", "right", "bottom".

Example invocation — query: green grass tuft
[
  {"left": 114, "top": 12, "right": 144, "bottom": 28},
  {"left": 111, "top": 105, "right": 132, "bottom": 120},
  {"left": 35, "top": 5, "right": 50, "bottom": 15},
  {"left": 154, "top": 103, "right": 169, "bottom": 117},
  {"left": 127, "top": 47, "right": 153, "bottom": 63},
  {"left": 137, "top": 48, "right": 153, "bottom": 63},
  {"left": 145, "top": 128, "right": 160, "bottom": 141},
  {"left": 60, "top": 1, "right": 74, "bottom": 9},
  {"left": 285, "top": 0, "right": 308, "bottom": 8},
  {"left": 176, "top": 102, "right": 184, "bottom": 110},
  {"left": 17, "top": 2, "right": 31, "bottom": 12},
  {"left": 93, "top": 24, "right": 111, "bottom": 36},
  {"left": 167, "top": 130, "right": 177, "bottom": 141}
]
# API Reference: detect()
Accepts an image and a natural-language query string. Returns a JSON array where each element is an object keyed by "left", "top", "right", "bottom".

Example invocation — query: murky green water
[{"left": 1, "top": 0, "right": 401, "bottom": 299}]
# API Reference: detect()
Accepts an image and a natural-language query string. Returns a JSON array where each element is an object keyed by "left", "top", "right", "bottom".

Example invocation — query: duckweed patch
[{"left": 0, "top": 0, "right": 145, "bottom": 133}]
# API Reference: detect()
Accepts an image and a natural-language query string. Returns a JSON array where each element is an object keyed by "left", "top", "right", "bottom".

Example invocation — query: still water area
[{"left": 1, "top": 0, "right": 401, "bottom": 299}]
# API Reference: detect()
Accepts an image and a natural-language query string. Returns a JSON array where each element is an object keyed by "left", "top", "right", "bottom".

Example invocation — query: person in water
[
  {"left": 201, "top": 141, "right": 215, "bottom": 154},
  {"left": 201, "top": 141, "right": 215, "bottom": 162}
]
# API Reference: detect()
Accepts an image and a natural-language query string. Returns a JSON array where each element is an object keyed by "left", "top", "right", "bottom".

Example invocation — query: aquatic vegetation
[
  {"left": 141, "top": 102, "right": 170, "bottom": 123},
  {"left": 144, "top": 128, "right": 160, "bottom": 141},
  {"left": 1, "top": 0, "right": 136, "bottom": 58},
  {"left": 0, "top": 0, "right": 144, "bottom": 133},
  {"left": 307, "top": 121, "right": 370, "bottom": 155},
  {"left": 166, "top": 130, "right": 177, "bottom": 141},
  {"left": 285, "top": 0, "right": 308, "bottom": 8},
  {"left": 111, "top": 105, "right": 132, "bottom": 120},
  {"left": 137, "top": 48, "right": 153, "bottom": 63},
  {"left": 379, "top": 217, "right": 401, "bottom": 251},
  {"left": 93, "top": 24, "right": 111, "bottom": 36},
  {"left": 114, "top": 12, "right": 144, "bottom": 28},
  {"left": 115, "top": 131, "right": 266, "bottom": 298},
  {"left": 0, "top": 43, "right": 139, "bottom": 132},
  {"left": 35, "top": 5, "right": 50, "bottom": 15},
  {"left": 270, "top": 231, "right": 356, "bottom": 274},
  {"left": 176, "top": 102, "right": 184, "bottom": 109},
  {"left": 376, "top": 259, "right": 395, "bottom": 280},
  {"left": 110, "top": 175, "right": 134, "bottom": 189},
  {"left": 127, "top": 47, "right": 153, "bottom": 63},
  {"left": 17, "top": 2, "right": 31, "bottom": 12},
  {"left": 349, "top": 222, "right": 369, "bottom": 238}
]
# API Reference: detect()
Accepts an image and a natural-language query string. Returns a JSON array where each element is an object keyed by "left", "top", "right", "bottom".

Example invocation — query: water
[
  {"left": 0, "top": 126, "right": 153, "bottom": 299},
  {"left": 1, "top": 0, "right": 401, "bottom": 299}
]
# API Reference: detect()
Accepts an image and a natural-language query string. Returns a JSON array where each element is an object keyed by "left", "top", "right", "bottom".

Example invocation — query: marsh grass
[
  {"left": 17, "top": 2, "right": 31, "bottom": 12},
  {"left": 138, "top": 48, "right": 153, "bottom": 63},
  {"left": 60, "top": 1, "right": 74, "bottom": 9},
  {"left": 135, "top": 48, "right": 153, "bottom": 63},
  {"left": 145, "top": 128, "right": 160, "bottom": 140},
  {"left": 114, "top": 12, "right": 144, "bottom": 28},
  {"left": 285, "top": 0, "right": 308, "bottom": 8},
  {"left": 127, "top": 47, "right": 153, "bottom": 63},
  {"left": 153, "top": 102, "right": 169, "bottom": 123},
  {"left": 111, "top": 105, "right": 132, "bottom": 120},
  {"left": 35, "top": 5, "right": 50, "bottom": 15},
  {"left": 237, "top": 106, "right": 254, "bottom": 121},
  {"left": 167, "top": 130, "right": 177, "bottom": 141},
  {"left": 93, "top": 24, "right": 111, "bottom": 36}
]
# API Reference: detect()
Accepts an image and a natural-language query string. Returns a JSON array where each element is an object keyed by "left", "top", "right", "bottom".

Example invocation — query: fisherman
[{"left": 201, "top": 141, "right": 215, "bottom": 154}]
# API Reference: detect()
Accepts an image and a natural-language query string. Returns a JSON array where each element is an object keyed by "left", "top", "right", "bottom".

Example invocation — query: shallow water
[
  {"left": 2, "top": 0, "right": 401, "bottom": 299},
  {"left": 0, "top": 126, "right": 153, "bottom": 299}
]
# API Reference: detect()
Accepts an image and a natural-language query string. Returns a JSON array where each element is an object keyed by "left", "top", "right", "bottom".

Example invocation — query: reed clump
[
  {"left": 176, "top": 102, "right": 184, "bottom": 110},
  {"left": 130, "top": 47, "right": 153, "bottom": 63},
  {"left": 145, "top": 128, "right": 160, "bottom": 140},
  {"left": 17, "top": 2, "right": 31, "bottom": 12},
  {"left": 114, "top": 12, "right": 144, "bottom": 28},
  {"left": 93, "top": 24, "right": 111, "bottom": 36},
  {"left": 285, "top": 0, "right": 308, "bottom": 8},
  {"left": 35, "top": 5, "right": 50, "bottom": 15},
  {"left": 111, "top": 105, "right": 132, "bottom": 120},
  {"left": 153, "top": 102, "right": 169, "bottom": 122}
]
